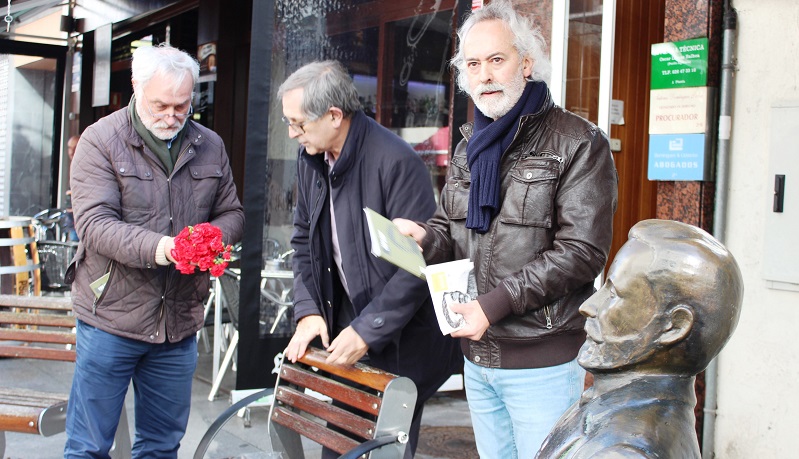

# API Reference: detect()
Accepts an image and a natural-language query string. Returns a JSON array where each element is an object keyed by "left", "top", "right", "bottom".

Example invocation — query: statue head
[{"left": 578, "top": 219, "right": 743, "bottom": 375}]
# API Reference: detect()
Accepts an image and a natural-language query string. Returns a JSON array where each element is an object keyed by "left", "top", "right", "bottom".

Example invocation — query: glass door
[
  {"left": 550, "top": 0, "right": 615, "bottom": 289},
  {"left": 550, "top": 0, "right": 615, "bottom": 134}
]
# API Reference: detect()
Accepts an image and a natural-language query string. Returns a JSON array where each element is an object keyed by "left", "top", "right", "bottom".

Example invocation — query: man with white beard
[
  {"left": 393, "top": 1, "right": 618, "bottom": 456},
  {"left": 64, "top": 43, "right": 243, "bottom": 458}
]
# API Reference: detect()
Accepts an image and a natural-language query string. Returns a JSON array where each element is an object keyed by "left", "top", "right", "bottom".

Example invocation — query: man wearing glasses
[
  {"left": 65, "top": 43, "right": 244, "bottom": 458},
  {"left": 279, "top": 60, "right": 461, "bottom": 459}
]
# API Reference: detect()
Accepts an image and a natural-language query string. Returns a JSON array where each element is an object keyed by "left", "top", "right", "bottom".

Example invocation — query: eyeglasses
[
  {"left": 281, "top": 115, "right": 314, "bottom": 135},
  {"left": 143, "top": 91, "right": 194, "bottom": 120}
]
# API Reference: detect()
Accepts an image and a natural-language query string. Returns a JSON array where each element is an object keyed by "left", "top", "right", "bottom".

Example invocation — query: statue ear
[{"left": 656, "top": 305, "right": 694, "bottom": 346}]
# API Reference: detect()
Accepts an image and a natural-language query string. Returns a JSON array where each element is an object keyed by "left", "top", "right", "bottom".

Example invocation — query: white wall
[{"left": 715, "top": 1, "right": 799, "bottom": 456}]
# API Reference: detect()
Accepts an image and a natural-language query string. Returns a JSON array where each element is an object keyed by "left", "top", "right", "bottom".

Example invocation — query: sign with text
[
  {"left": 648, "top": 133, "right": 710, "bottom": 181},
  {"left": 651, "top": 38, "right": 708, "bottom": 89},
  {"left": 649, "top": 87, "right": 711, "bottom": 134}
]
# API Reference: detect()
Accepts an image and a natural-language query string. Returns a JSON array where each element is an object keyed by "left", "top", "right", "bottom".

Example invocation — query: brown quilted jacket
[{"left": 68, "top": 107, "right": 244, "bottom": 343}]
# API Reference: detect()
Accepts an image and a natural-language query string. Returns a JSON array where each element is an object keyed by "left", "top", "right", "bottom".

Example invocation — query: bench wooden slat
[
  {"left": 275, "top": 385, "right": 375, "bottom": 439},
  {"left": 0, "top": 294, "right": 72, "bottom": 311},
  {"left": 272, "top": 406, "right": 360, "bottom": 455},
  {"left": 0, "top": 311, "right": 75, "bottom": 328},
  {"left": 0, "top": 388, "right": 68, "bottom": 435},
  {"left": 279, "top": 364, "right": 382, "bottom": 417},
  {"left": 0, "top": 388, "right": 68, "bottom": 406},
  {"left": 0, "top": 328, "right": 76, "bottom": 345},
  {"left": 0, "top": 345, "right": 75, "bottom": 361},
  {"left": 299, "top": 347, "right": 396, "bottom": 392}
]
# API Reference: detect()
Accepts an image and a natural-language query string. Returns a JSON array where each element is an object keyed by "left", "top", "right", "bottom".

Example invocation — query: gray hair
[
  {"left": 451, "top": 0, "right": 552, "bottom": 92},
  {"left": 131, "top": 43, "right": 199, "bottom": 95},
  {"left": 277, "top": 60, "right": 361, "bottom": 120}
]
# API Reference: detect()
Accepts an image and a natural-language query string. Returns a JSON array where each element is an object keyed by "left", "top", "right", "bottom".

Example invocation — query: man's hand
[
  {"left": 164, "top": 237, "right": 177, "bottom": 263},
  {"left": 326, "top": 326, "right": 368, "bottom": 366},
  {"left": 285, "top": 315, "right": 329, "bottom": 363},
  {"left": 451, "top": 299, "right": 490, "bottom": 341},
  {"left": 392, "top": 218, "right": 426, "bottom": 247}
]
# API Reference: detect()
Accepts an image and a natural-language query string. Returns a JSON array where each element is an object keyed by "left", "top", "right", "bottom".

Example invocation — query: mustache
[
  {"left": 475, "top": 83, "right": 505, "bottom": 95},
  {"left": 152, "top": 120, "right": 181, "bottom": 130}
]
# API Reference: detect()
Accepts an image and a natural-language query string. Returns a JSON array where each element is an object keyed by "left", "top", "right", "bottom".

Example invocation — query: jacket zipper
[
  {"left": 154, "top": 142, "right": 191, "bottom": 338},
  {"left": 540, "top": 152, "right": 564, "bottom": 164},
  {"left": 310, "top": 178, "right": 326, "bottom": 312},
  {"left": 544, "top": 305, "right": 553, "bottom": 329}
]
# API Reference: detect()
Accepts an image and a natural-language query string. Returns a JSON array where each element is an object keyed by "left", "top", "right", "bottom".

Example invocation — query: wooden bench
[
  {"left": 193, "top": 347, "right": 417, "bottom": 459},
  {"left": 269, "top": 347, "right": 417, "bottom": 459},
  {"left": 0, "top": 294, "right": 130, "bottom": 458}
]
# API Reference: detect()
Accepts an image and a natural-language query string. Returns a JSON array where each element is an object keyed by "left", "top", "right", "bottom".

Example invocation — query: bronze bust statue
[{"left": 537, "top": 219, "right": 744, "bottom": 459}]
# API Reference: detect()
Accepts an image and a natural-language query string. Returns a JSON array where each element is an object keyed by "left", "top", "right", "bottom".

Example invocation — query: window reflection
[{"left": 566, "top": 0, "right": 603, "bottom": 124}]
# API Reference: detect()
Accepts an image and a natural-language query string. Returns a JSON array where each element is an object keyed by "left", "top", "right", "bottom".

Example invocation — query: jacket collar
[{"left": 301, "top": 110, "right": 368, "bottom": 181}]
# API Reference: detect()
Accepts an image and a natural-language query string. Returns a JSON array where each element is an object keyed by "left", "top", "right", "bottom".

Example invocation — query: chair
[
  {"left": 36, "top": 240, "right": 78, "bottom": 292},
  {"left": 207, "top": 269, "right": 241, "bottom": 401},
  {"left": 207, "top": 268, "right": 295, "bottom": 400}
]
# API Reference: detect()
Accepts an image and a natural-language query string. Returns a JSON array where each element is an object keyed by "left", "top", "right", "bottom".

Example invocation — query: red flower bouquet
[{"left": 171, "top": 223, "right": 233, "bottom": 277}]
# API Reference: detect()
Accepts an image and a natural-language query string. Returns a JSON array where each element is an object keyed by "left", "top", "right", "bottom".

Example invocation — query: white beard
[
  {"left": 471, "top": 69, "right": 527, "bottom": 120},
  {"left": 137, "top": 103, "right": 187, "bottom": 140}
]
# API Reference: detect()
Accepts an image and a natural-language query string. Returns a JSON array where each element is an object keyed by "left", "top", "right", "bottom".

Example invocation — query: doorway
[{"left": 551, "top": 0, "right": 662, "bottom": 265}]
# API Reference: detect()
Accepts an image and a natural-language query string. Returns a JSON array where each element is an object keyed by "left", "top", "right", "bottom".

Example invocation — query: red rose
[{"left": 171, "top": 223, "right": 233, "bottom": 277}]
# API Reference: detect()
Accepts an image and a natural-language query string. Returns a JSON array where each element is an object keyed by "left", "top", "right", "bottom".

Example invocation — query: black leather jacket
[{"left": 420, "top": 92, "right": 618, "bottom": 369}]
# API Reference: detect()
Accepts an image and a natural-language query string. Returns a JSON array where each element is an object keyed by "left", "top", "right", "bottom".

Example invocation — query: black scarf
[{"left": 466, "top": 81, "right": 547, "bottom": 233}]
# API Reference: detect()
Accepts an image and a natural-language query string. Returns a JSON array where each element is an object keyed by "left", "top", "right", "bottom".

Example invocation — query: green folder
[{"left": 363, "top": 207, "right": 426, "bottom": 279}]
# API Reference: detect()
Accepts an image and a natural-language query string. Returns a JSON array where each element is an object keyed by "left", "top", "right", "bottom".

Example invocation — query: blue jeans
[
  {"left": 64, "top": 320, "right": 197, "bottom": 459},
  {"left": 464, "top": 357, "right": 585, "bottom": 459}
]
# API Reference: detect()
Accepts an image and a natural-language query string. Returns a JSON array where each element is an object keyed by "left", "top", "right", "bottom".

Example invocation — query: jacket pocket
[
  {"left": 492, "top": 299, "right": 562, "bottom": 340},
  {"left": 115, "top": 161, "right": 155, "bottom": 211},
  {"left": 499, "top": 158, "right": 559, "bottom": 228},
  {"left": 444, "top": 177, "right": 470, "bottom": 220},
  {"left": 188, "top": 165, "right": 223, "bottom": 209}
]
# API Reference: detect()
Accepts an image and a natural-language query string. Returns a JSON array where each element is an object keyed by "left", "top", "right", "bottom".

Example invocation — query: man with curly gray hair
[{"left": 394, "top": 1, "right": 618, "bottom": 456}]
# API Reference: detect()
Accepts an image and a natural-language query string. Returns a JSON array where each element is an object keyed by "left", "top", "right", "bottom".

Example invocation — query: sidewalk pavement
[{"left": 0, "top": 336, "right": 475, "bottom": 459}]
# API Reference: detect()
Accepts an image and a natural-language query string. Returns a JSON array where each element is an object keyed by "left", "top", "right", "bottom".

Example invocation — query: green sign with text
[{"left": 651, "top": 38, "right": 708, "bottom": 89}]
